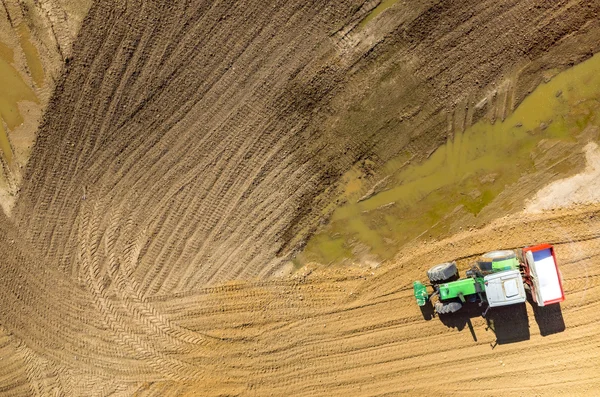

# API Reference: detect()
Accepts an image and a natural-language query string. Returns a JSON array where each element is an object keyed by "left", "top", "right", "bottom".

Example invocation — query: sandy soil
[
  {"left": 1, "top": 199, "right": 599, "bottom": 395},
  {"left": 527, "top": 142, "right": 600, "bottom": 212},
  {"left": 0, "top": 0, "right": 600, "bottom": 395}
]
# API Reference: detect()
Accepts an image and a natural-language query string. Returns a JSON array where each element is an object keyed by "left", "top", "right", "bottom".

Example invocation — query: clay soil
[{"left": 1, "top": 0, "right": 600, "bottom": 395}]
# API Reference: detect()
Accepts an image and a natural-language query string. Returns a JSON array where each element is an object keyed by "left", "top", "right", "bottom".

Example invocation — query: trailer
[
  {"left": 413, "top": 244, "right": 564, "bottom": 315},
  {"left": 522, "top": 244, "right": 565, "bottom": 306}
]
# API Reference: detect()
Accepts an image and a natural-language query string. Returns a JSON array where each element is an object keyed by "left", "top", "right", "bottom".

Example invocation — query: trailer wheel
[
  {"left": 427, "top": 262, "right": 457, "bottom": 283},
  {"left": 435, "top": 301, "right": 462, "bottom": 314},
  {"left": 478, "top": 250, "right": 516, "bottom": 271}
]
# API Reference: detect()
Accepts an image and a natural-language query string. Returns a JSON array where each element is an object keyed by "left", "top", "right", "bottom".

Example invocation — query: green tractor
[{"left": 414, "top": 250, "right": 527, "bottom": 315}]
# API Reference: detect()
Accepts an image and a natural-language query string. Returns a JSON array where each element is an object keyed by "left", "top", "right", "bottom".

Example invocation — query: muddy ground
[
  {"left": 0, "top": 0, "right": 90, "bottom": 212},
  {"left": 1, "top": 0, "right": 600, "bottom": 395}
]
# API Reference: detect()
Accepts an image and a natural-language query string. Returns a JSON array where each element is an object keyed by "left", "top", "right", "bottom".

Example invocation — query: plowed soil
[{"left": 1, "top": 0, "right": 600, "bottom": 395}]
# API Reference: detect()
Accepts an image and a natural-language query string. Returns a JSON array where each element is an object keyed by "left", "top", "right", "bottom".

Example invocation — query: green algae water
[
  {"left": 0, "top": 42, "right": 13, "bottom": 64},
  {"left": 0, "top": 36, "right": 40, "bottom": 165},
  {"left": 0, "top": 51, "right": 37, "bottom": 130},
  {"left": 300, "top": 53, "right": 600, "bottom": 266},
  {"left": 0, "top": 56, "right": 35, "bottom": 164},
  {"left": 359, "top": 0, "right": 402, "bottom": 28},
  {"left": 18, "top": 24, "right": 45, "bottom": 88}
]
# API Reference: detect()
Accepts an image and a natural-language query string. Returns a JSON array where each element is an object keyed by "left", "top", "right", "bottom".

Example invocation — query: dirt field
[
  {"left": 0, "top": 0, "right": 91, "bottom": 212},
  {"left": 1, "top": 0, "right": 600, "bottom": 395}
]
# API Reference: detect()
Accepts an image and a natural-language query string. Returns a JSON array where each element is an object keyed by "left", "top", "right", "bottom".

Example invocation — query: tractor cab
[{"left": 483, "top": 270, "right": 526, "bottom": 307}]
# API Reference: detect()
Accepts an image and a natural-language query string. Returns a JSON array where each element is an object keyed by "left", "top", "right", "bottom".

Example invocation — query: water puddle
[
  {"left": 0, "top": 34, "right": 40, "bottom": 166},
  {"left": 299, "top": 52, "right": 600, "bottom": 266},
  {"left": 359, "top": 0, "right": 402, "bottom": 28},
  {"left": 17, "top": 24, "right": 44, "bottom": 88},
  {"left": 0, "top": 41, "right": 13, "bottom": 63},
  {"left": 0, "top": 54, "right": 38, "bottom": 124}
]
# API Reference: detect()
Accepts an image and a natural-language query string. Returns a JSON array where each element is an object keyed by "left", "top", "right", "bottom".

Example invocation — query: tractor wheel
[
  {"left": 478, "top": 250, "right": 516, "bottom": 271},
  {"left": 427, "top": 262, "right": 457, "bottom": 283},
  {"left": 435, "top": 301, "right": 462, "bottom": 314}
]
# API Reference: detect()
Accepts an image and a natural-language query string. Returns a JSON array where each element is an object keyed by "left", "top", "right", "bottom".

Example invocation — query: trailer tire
[
  {"left": 427, "top": 262, "right": 457, "bottom": 283},
  {"left": 478, "top": 250, "right": 516, "bottom": 271},
  {"left": 435, "top": 301, "right": 462, "bottom": 314}
]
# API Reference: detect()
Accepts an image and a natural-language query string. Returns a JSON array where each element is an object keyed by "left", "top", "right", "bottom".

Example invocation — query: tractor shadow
[
  {"left": 427, "top": 297, "right": 564, "bottom": 346},
  {"left": 419, "top": 300, "right": 435, "bottom": 321},
  {"left": 527, "top": 295, "right": 566, "bottom": 336},
  {"left": 434, "top": 302, "right": 531, "bottom": 346},
  {"left": 485, "top": 303, "right": 530, "bottom": 348},
  {"left": 437, "top": 303, "right": 484, "bottom": 342}
]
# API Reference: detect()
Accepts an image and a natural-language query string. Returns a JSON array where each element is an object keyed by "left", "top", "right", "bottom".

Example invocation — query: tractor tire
[
  {"left": 435, "top": 301, "right": 462, "bottom": 314},
  {"left": 478, "top": 250, "right": 516, "bottom": 271},
  {"left": 427, "top": 262, "right": 457, "bottom": 283}
]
